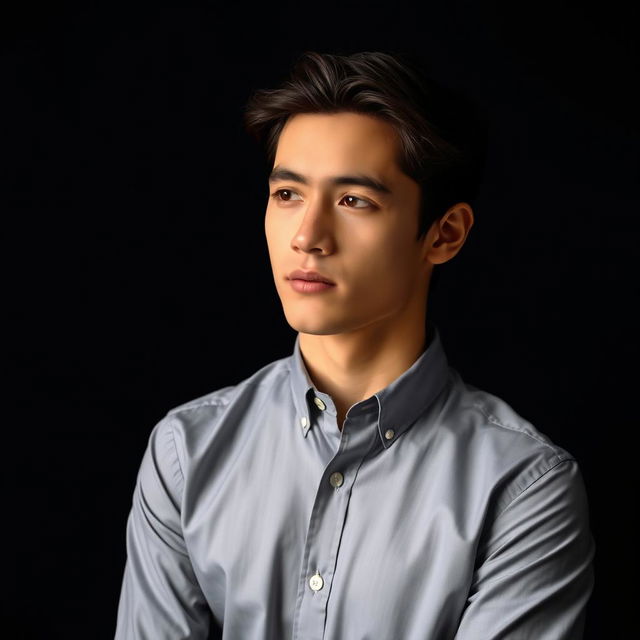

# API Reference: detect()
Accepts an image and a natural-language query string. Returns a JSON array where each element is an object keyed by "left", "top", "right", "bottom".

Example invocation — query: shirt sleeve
[
  {"left": 114, "top": 416, "right": 218, "bottom": 640},
  {"left": 454, "top": 458, "right": 595, "bottom": 640}
]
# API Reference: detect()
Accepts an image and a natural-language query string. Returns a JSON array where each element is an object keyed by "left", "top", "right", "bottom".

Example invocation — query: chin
[
  {"left": 286, "top": 322, "right": 340, "bottom": 336},
  {"left": 283, "top": 311, "right": 347, "bottom": 336}
]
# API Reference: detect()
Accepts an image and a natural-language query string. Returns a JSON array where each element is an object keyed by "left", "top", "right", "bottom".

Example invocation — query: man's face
[{"left": 265, "top": 111, "right": 430, "bottom": 336}]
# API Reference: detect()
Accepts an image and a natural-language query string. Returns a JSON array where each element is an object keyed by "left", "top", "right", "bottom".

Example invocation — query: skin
[{"left": 265, "top": 112, "right": 474, "bottom": 429}]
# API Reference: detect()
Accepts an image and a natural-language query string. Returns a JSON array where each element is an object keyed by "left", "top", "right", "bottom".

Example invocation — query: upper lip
[{"left": 287, "top": 269, "right": 336, "bottom": 285}]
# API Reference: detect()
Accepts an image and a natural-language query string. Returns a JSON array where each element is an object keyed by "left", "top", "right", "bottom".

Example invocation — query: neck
[{"left": 298, "top": 303, "right": 429, "bottom": 430}]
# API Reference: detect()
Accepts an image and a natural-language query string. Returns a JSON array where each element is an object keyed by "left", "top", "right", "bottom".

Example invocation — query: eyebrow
[{"left": 268, "top": 166, "right": 392, "bottom": 195}]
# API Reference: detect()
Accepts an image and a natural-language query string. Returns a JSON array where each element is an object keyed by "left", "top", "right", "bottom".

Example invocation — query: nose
[{"left": 290, "top": 195, "right": 335, "bottom": 255}]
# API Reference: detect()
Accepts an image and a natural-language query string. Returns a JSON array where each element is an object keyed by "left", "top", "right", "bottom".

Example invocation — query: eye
[
  {"left": 270, "top": 189, "right": 373, "bottom": 209},
  {"left": 271, "top": 188, "right": 302, "bottom": 202},
  {"left": 341, "top": 194, "right": 372, "bottom": 209}
]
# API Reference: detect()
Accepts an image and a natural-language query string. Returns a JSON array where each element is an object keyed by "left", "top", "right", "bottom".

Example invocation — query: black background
[{"left": 4, "top": 1, "right": 638, "bottom": 638}]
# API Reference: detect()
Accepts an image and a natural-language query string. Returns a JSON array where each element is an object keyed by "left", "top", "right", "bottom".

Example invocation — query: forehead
[{"left": 273, "top": 112, "right": 403, "bottom": 178}]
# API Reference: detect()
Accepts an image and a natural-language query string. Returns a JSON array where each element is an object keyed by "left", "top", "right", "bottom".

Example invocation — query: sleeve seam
[
  {"left": 168, "top": 420, "right": 185, "bottom": 496},
  {"left": 496, "top": 457, "right": 576, "bottom": 520}
]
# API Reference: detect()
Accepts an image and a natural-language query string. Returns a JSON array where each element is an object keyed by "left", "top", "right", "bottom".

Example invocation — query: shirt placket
[{"left": 291, "top": 404, "right": 379, "bottom": 640}]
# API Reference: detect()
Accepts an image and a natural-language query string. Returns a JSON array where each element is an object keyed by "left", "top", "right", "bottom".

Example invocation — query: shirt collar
[{"left": 287, "top": 323, "right": 450, "bottom": 448}]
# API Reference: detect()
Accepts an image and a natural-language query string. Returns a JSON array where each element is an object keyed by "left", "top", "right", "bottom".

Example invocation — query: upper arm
[
  {"left": 114, "top": 416, "right": 217, "bottom": 640},
  {"left": 454, "top": 459, "right": 595, "bottom": 640}
]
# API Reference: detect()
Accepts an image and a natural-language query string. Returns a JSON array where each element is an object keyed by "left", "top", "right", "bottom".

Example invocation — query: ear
[{"left": 422, "top": 202, "right": 474, "bottom": 265}]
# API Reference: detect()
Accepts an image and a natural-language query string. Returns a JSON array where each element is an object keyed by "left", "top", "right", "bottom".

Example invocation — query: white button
[
  {"left": 309, "top": 572, "right": 324, "bottom": 591},
  {"left": 300, "top": 416, "right": 308, "bottom": 428},
  {"left": 313, "top": 397, "right": 326, "bottom": 411},
  {"left": 384, "top": 429, "right": 395, "bottom": 440},
  {"left": 329, "top": 472, "right": 344, "bottom": 488}
]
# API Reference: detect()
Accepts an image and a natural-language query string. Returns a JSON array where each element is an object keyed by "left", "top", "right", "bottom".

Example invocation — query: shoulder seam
[
  {"left": 473, "top": 400, "right": 557, "bottom": 451},
  {"left": 166, "top": 367, "right": 291, "bottom": 416},
  {"left": 167, "top": 397, "right": 231, "bottom": 416}
]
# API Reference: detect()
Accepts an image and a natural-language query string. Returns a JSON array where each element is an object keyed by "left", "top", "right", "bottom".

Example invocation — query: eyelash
[{"left": 270, "top": 189, "right": 374, "bottom": 209}]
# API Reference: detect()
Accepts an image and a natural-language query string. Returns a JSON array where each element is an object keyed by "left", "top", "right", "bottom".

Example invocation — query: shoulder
[
  {"left": 442, "top": 368, "right": 578, "bottom": 513},
  {"left": 166, "top": 351, "right": 292, "bottom": 419},
  {"left": 148, "top": 351, "right": 294, "bottom": 468}
]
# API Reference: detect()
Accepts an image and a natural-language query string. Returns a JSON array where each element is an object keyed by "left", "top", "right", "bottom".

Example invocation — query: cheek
[
  {"left": 347, "top": 225, "right": 416, "bottom": 282},
  {"left": 264, "top": 210, "right": 284, "bottom": 255}
]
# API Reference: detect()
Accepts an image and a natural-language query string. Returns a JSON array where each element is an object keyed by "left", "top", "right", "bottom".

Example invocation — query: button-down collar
[{"left": 288, "top": 324, "right": 450, "bottom": 447}]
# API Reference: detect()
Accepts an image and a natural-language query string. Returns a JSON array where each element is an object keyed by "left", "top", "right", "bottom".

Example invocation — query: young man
[{"left": 115, "top": 51, "right": 594, "bottom": 639}]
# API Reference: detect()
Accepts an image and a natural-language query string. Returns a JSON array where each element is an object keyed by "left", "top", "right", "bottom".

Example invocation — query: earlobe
[{"left": 425, "top": 203, "right": 474, "bottom": 265}]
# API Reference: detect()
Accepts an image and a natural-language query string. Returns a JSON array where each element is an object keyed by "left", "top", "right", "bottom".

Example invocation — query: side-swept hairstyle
[{"left": 243, "top": 50, "right": 488, "bottom": 241}]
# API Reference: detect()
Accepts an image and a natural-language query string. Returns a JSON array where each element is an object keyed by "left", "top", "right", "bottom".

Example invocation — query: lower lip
[{"left": 289, "top": 279, "right": 336, "bottom": 293}]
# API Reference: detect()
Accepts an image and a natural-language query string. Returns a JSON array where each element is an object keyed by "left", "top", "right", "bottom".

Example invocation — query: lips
[{"left": 287, "top": 269, "right": 335, "bottom": 285}]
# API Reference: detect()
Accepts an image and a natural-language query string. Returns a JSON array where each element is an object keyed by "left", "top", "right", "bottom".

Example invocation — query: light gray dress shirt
[{"left": 115, "top": 326, "right": 594, "bottom": 639}]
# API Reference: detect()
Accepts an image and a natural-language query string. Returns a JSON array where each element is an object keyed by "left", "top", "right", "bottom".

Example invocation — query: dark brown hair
[{"left": 243, "top": 50, "right": 488, "bottom": 240}]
